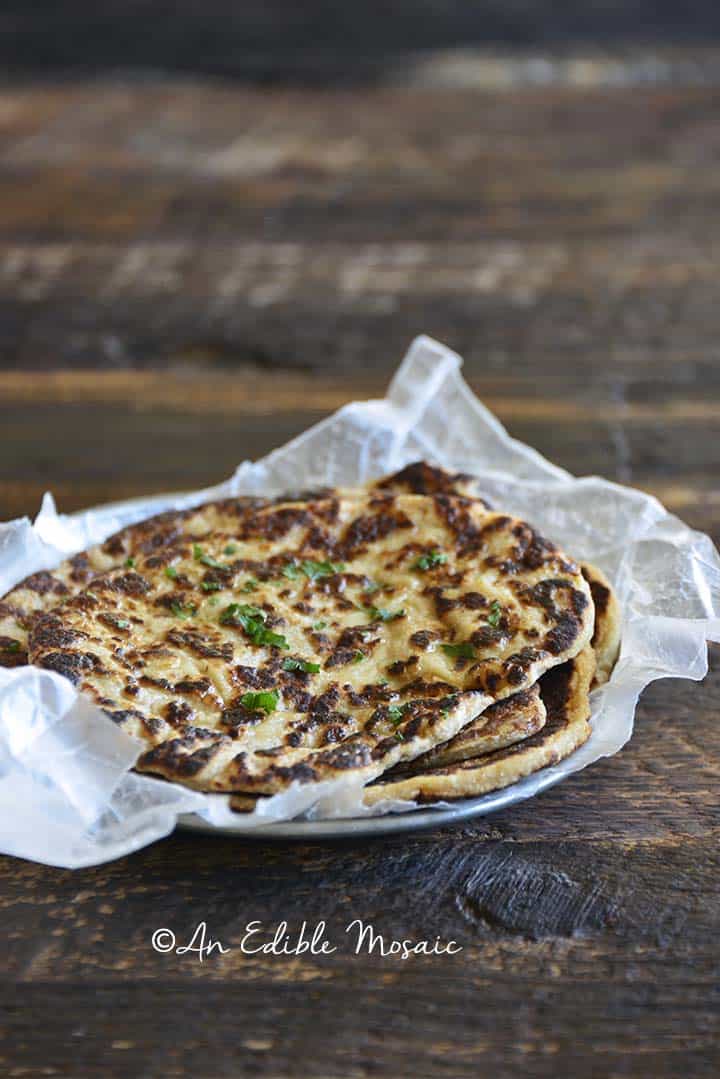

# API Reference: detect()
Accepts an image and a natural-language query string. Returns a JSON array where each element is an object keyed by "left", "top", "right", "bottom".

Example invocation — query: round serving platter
[
  {"left": 177, "top": 765, "right": 571, "bottom": 839},
  {"left": 73, "top": 490, "right": 588, "bottom": 841}
]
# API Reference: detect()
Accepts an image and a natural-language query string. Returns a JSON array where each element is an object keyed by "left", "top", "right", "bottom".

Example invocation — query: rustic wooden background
[{"left": 1, "top": 6, "right": 719, "bottom": 1076}]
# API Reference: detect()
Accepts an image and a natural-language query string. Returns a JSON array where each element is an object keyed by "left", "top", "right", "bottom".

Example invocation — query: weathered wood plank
[
  {"left": 1, "top": 83, "right": 720, "bottom": 379},
  {"left": 0, "top": 383, "right": 716, "bottom": 545},
  {"left": 6, "top": 6, "right": 720, "bottom": 85}
]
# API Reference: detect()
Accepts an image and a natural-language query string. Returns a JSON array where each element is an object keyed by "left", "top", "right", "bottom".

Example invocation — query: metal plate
[{"left": 175, "top": 766, "right": 571, "bottom": 839}]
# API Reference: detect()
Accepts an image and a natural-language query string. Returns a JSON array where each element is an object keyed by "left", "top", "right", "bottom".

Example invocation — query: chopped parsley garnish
[
  {"left": 4, "top": 640, "right": 21, "bottom": 652},
  {"left": 387, "top": 702, "right": 415, "bottom": 726},
  {"left": 413, "top": 550, "right": 447, "bottom": 571},
  {"left": 365, "top": 605, "right": 405, "bottom": 623},
  {"left": 124, "top": 556, "right": 135, "bottom": 568},
  {"left": 170, "top": 601, "right": 197, "bottom": 620},
  {"left": 115, "top": 619, "right": 131, "bottom": 630},
  {"left": 201, "top": 581, "right": 222, "bottom": 592},
  {"left": 282, "top": 657, "right": 321, "bottom": 675},
  {"left": 192, "top": 544, "right": 228, "bottom": 571},
  {"left": 241, "top": 578, "right": 258, "bottom": 593},
  {"left": 164, "top": 565, "right": 178, "bottom": 580},
  {"left": 441, "top": 642, "right": 476, "bottom": 660},
  {"left": 282, "top": 559, "right": 345, "bottom": 581},
  {"left": 312, "top": 620, "right": 328, "bottom": 631},
  {"left": 303, "top": 559, "right": 346, "bottom": 579},
  {"left": 239, "top": 690, "right": 279, "bottom": 715},
  {"left": 219, "top": 603, "right": 289, "bottom": 649},
  {"left": 224, "top": 544, "right": 238, "bottom": 556},
  {"left": 231, "top": 603, "right": 264, "bottom": 620},
  {"left": 352, "top": 650, "right": 365, "bottom": 664},
  {"left": 487, "top": 600, "right": 502, "bottom": 627}
]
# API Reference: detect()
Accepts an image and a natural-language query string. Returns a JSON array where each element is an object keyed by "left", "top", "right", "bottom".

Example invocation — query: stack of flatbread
[{"left": 0, "top": 463, "right": 620, "bottom": 815}]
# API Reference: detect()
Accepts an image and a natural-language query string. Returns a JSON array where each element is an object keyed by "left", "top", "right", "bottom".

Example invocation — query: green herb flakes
[
  {"left": 283, "top": 559, "right": 345, "bottom": 581},
  {"left": 201, "top": 581, "right": 222, "bottom": 592},
  {"left": 365, "top": 605, "right": 405, "bottom": 623},
  {"left": 352, "top": 651, "right": 365, "bottom": 664},
  {"left": 302, "top": 559, "right": 345, "bottom": 580},
  {"left": 413, "top": 550, "right": 447, "bottom": 571},
  {"left": 241, "top": 578, "right": 258, "bottom": 593},
  {"left": 239, "top": 690, "right": 279, "bottom": 715},
  {"left": 312, "top": 620, "right": 328, "bottom": 631},
  {"left": 170, "top": 602, "right": 197, "bottom": 620},
  {"left": 220, "top": 603, "right": 289, "bottom": 650},
  {"left": 282, "top": 657, "right": 321, "bottom": 675},
  {"left": 124, "top": 556, "right": 135, "bottom": 568},
  {"left": 220, "top": 602, "right": 262, "bottom": 621},
  {"left": 224, "top": 544, "right": 238, "bottom": 556},
  {"left": 164, "top": 565, "right": 178, "bottom": 580},
  {"left": 441, "top": 642, "right": 476, "bottom": 661},
  {"left": 192, "top": 544, "right": 227, "bottom": 571},
  {"left": 487, "top": 600, "right": 502, "bottom": 627}
]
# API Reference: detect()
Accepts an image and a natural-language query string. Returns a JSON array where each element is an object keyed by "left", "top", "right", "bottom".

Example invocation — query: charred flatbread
[
  {"left": 228, "top": 598, "right": 604, "bottom": 815},
  {"left": 377, "top": 461, "right": 621, "bottom": 686},
  {"left": 0, "top": 469, "right": 481, "bottom": 666},
  {"left": 359, "top": 643, "right": 595, "bottom": 806},
  {"left": 2, "top": 462, "right": 620, "bottom": 687},
  {"left": 28, "top": 491, "right": 593, "bottom": 794},
  {"left": 0, "top": 492, "right": 326, "bottom": 667},
  {"left": 396, "top": 681, "right": 545, "bottom": 770},
  {"left": 581, "top": 563, "right": 621, "bottom": 685}
]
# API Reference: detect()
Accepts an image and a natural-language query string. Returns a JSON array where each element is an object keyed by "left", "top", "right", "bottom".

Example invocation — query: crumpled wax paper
[{"left": 1, "top": 336, "right": 719, "bottom": 867}]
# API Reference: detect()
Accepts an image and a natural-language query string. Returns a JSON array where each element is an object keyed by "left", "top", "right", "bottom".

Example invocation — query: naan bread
[
  {"left": 0, "top": 466, "right": 481, "bottom": 666},
  {"left": 360, "top": 643, "right": 595, "bottom": 806},
  {"left": 229, "top": 677, "right": 547, "bottom": 817},
  {"left": 396, "top": 682, "right": 545, "bottom": 770},
  {"left": 377, "top": 461, "right": 621, "bottom": 687},
  {"left": 0, "top": 492, "right": 325, "bottom": 667},
  {"left": 228, "top": 596, "right": 605, "bottom": 815},
  {"left": 2, "top": 462, "right": 620, "bottom": 686},
  {"left": 28, "top": 491, "right": 593, "bottom": 794},
  {"left": 582, "top": 563, "right": 621, "bottom": 685}
]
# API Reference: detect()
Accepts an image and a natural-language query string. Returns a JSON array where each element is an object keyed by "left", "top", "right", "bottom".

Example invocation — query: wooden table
[{"left": 1, "top": 62, "right": 719, "bottom": 1078}]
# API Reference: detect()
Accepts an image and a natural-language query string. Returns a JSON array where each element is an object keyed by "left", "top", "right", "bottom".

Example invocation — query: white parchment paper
[{"left": 1, "top": 336, "right": 719, "bottom": 867}]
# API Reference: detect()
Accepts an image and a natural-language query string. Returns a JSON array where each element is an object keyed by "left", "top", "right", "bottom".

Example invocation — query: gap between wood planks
[{"left": 1, "top": 370, "right": 718, "bottom": 423}]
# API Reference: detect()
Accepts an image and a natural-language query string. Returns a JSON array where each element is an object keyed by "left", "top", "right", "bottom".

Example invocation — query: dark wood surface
[{"left": 0, "top": 63, "right": 719, "bottom": 1077}]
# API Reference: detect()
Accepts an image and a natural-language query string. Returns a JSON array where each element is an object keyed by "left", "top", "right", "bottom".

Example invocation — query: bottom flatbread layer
[
  {"left": 391, "top": 683, "right": 545, "bottom": 772},
  {"left": 360, "top": 644, "right": 595, "bottom": 806},
  {"left": 227, "top": 682, "right": 547, "bottom": 815},
  {"left": 229, "top": 645, "right": 593, "bottom": 815},
  {"left": 228, "top": 647, "right": 593, "bottom": 815},
  {"left": 581, "top": 563, "right": 621, "bottom": 686}
]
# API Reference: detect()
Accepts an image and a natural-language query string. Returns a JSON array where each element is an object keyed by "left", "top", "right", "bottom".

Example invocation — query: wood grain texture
[{"left": 0, "top": 67, "right": 719, "bottom": 1078}]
